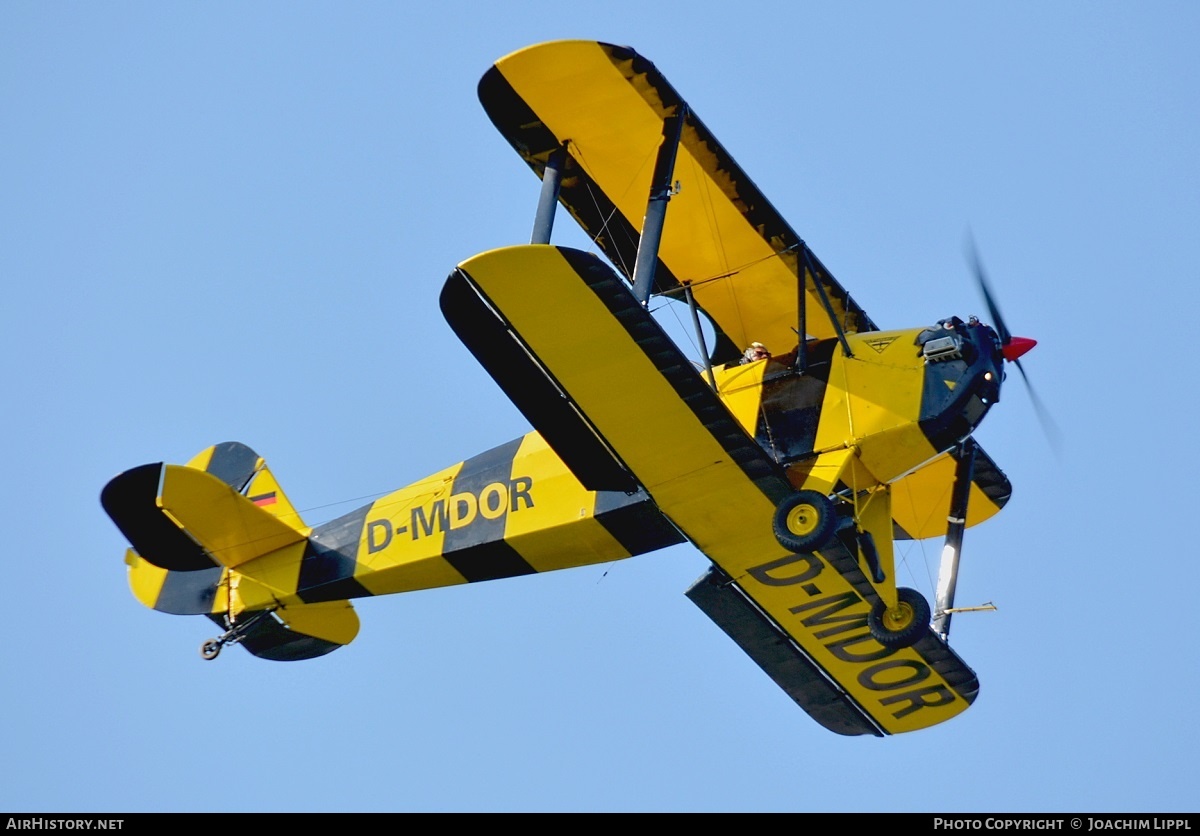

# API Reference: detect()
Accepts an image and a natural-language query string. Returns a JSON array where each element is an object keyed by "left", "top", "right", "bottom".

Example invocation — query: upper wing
[
  {"left": 479, "top": 40, "right": 878, "bottom": 364},
  {"left": 444, "top": 245, "right": 978, "bottom": 736}
]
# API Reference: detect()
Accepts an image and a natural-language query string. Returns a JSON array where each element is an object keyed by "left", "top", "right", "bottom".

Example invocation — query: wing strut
[
  {"left": 684, "top": 282, "right": 716, "bottom": 388},
  {"left": 631, "top": 107, "right": 687, "bottom": 305},
  {"left": 933, "top": 438, "right": 977, "bottom": 639},
  {"left": 796, "top": 247, "right": 809, "bottom": 372},
  {"left": 803, "top": 248, "right": 853, "bottom": 357},
  {"left": 531, "top": 144, "right": 567, "bottom": 245}
]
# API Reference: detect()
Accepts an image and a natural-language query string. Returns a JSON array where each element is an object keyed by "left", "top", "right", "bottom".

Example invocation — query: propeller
[{"left": 966, "top": 236, "right": 1062, "bottom": 452}]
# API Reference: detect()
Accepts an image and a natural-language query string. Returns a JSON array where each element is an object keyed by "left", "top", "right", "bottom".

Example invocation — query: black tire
[
  {"left": 200, "top": 640, "right": 222, "bottom": 661},
  {"left": 868, "top": 587, "right": 931, "bottom": 649},
  {"left": 773, "top": 490, "right": 837, "bottom": 553}
]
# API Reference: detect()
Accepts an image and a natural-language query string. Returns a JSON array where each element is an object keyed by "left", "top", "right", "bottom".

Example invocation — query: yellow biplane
[{"left": 101, "top": 41, "right": 1039, "bottom": 736}]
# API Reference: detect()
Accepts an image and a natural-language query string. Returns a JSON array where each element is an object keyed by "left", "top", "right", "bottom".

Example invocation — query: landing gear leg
[
  {"left": 198, "top": 608, "right": 276, "bottom": 662},
  {"left": 933, "top": 439, "right": 977, "bottom": 641},
  {"left": 857, "top": 530, "right": 886, "bottom": 584}
]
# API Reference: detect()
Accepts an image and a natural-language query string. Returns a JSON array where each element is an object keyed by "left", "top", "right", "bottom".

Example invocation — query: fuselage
[
  {"left": 274, "top": 317, "right": 1003, "bottom": 609},
  {"left": 716, "top": 318, "right": 1004, "bottom": 486}
]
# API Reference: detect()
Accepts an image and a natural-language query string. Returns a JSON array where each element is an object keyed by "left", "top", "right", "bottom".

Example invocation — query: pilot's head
[{"left": 744, "top": 342, "right": 770, "bottom": 362}]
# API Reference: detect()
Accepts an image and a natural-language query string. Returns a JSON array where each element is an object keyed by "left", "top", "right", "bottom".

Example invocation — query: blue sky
[{"left": 3, "top": 1, "right": 1198, "bottom": 813}]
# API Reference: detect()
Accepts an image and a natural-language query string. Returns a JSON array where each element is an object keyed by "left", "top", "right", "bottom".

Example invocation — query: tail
[{"left": 102, "top": 442, "right": 359, "bottom": 661}]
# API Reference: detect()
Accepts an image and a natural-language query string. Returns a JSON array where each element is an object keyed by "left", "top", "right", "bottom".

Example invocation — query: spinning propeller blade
[
  {"left": 968, "top": 240, "right": 1011, "bottom": 347},
  {"left": 966, "top": 236, "right": 1061, "bottom": 452},
  {"left": 1008, "top": 356, "right": 1062, "bottom": 452}
]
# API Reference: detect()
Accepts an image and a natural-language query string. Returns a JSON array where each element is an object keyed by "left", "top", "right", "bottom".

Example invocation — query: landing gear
[
  {"left": 868, "top": 587, "right": 931, "bottom": 649},
  {"left": 772, "top": 490, "right": 837, "bottom": 553},
  {"left": 857, "top": 530, "right": 886, "bottom": 584},
  {"left": 198, "top": 608, "right": 276, "bottom": 661}
]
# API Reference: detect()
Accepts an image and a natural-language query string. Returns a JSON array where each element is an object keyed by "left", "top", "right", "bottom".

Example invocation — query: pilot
[{"left": 741, "top": 342, "right": 770, "bottom": 364}]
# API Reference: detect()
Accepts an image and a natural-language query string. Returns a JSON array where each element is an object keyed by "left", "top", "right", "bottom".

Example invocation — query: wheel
[
  {"left": 200, "top": 640, "right": 222, "bottom": 660},
  {"left": 773, "top": 490, "right": 837, "bottom": 553},
  {"left": 868, "top": 587, "right": 931, "bottom": 649}
]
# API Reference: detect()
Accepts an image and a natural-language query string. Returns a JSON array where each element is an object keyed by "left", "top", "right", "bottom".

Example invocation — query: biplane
[{"left": 101, "top": 40, "right": 1039, "bottom": 737}]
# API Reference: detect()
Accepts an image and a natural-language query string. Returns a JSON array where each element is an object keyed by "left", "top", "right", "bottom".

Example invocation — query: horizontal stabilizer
[
  {"left": 125, "top": 548, "right": 226, "bottom": 614},
  {"left": 210, "top": 600, "right": 359, "bottom": 662},
  {"left": 102, "top": 462, "right": 308, "bottom": 572},
  {"left": 103, "top": 464, "right": 215, "bottom": 572}
]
